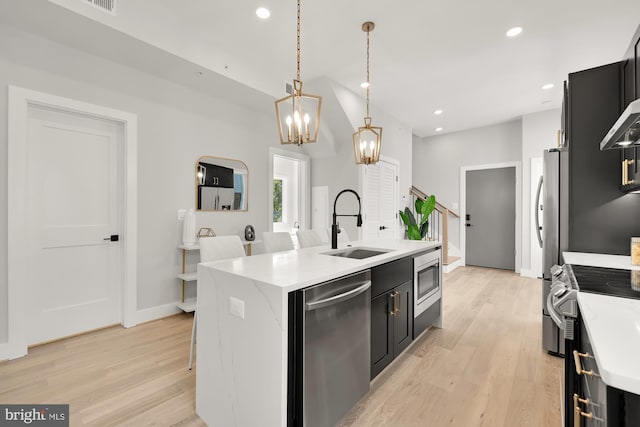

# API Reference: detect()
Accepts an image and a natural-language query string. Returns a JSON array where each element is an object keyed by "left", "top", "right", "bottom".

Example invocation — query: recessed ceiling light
[
  {"left": 434, "top": 109, "right": 443, "bottom": 115},
  {"left": 617, "top": 141, "right": 633, "bottom": 146},
  {"left": 435, "top": 127, "right": 443, "bottom": 132},
  {"left": 360, "top": 82, "right": 370, "bottom": 88},
  {"left": 256, "top": 7, "right": 270, "bottom": 19},
  {"left": 542, "top": 83, "right": 554, "bottom": 90},
  {"left": 506, "top": 26, "right": 523, "bottom": 37}
]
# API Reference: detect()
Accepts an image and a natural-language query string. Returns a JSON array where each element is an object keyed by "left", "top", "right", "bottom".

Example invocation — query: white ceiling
[{"left": 4, "top": 0, "right": 640, "bottom": 137}]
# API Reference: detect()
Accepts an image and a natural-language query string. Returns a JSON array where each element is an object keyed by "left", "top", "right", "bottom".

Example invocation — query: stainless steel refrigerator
[{"left": 538, "top": 148, "right": 569, "bottom": 356}]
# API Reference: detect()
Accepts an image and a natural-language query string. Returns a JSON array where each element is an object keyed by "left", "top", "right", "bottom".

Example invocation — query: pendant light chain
[
  {"left": 366, "top": 27, "right": 370, "bottom": 118},
  {"left": 296, "top": 0, "right": 301, "bottom": 82}
]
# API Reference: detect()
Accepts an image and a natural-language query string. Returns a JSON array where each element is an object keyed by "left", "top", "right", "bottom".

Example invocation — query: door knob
[
  {"left": 379, "top": 225, "right": 387, "bottom": 230},
  {"left": 104, "top": 235, "right": 119, "bottom": 242},
  {"left": 466, "top": 224, "right": 472, "bottom": 227}
]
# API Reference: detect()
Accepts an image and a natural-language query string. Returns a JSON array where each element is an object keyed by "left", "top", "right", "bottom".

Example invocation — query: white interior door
[
  {"left": 362, "top": 158, "right": 399, "bottom": 240},
  {"left": 26, "top": 106, "right": 122, "bottom": 345}
]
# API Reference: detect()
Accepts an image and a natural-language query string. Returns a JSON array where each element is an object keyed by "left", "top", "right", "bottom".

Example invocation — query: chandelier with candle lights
[
  {"left": 353, "top": 21, "right": 382, "bottom": 165},
  {"left": 274, "top": 0, "right": 322, "bottom": 146}
]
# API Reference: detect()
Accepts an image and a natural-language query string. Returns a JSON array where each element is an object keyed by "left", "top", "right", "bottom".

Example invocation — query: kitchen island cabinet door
[
  {"left": 392, "top": 280, "right": 414, "bottom": 357},
  {"left": 370, "top": 292, "right": 394, "bottom": 379}
]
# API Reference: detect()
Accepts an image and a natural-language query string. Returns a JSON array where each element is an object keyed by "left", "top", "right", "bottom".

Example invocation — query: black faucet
[{"left": 332, "top": 189, "right": 363, "bottom": 249}]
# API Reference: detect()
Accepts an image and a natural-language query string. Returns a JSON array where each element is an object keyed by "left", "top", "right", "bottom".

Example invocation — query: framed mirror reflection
[{"left": 196, "top": 156, "right": 248, "bottom": 211}]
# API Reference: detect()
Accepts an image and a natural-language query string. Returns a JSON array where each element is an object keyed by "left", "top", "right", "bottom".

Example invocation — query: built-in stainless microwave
[{"left": 413, "top": 248, "right": 442, "bottom": 317}]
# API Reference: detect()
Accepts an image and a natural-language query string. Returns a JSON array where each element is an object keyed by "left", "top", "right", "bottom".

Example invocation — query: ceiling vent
[{"left": 84, "top": 0, "right": 116, "bottom": 15}]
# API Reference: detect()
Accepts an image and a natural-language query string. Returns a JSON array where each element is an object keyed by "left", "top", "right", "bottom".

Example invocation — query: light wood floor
[
  {"left": 340, "top": 266, "right": 564, "bottom": 427},
  {"left": 0, "top": 266, "right": 563, "bottom": 426}
]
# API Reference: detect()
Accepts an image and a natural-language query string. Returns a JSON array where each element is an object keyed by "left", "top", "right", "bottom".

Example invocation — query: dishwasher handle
[{"left": 305, "top": 280, "right": 371, "bottom": 311}]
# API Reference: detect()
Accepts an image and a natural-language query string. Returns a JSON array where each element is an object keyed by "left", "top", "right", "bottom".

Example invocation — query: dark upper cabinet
[
  {"left": 561, "top": 81, "right": 569, "bottom": 148},
  {"left": 567, "top": 62, "right": 640, "bottom": 254},
  {"left": 622, "top": 58, "right": 636, "bottom": 108},
  {"left": 200, "top": 162, "right": 234, "bottom": 188},
  {"left": 636, "top": 38, "right": 640, "bottom": 100},
  {"left": 619, "top": 31, "right": 640, "bottom": 192}
]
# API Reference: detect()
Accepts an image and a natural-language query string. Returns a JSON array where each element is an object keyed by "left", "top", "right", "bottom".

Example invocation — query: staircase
[{"left": 409, "top": 186, "right": 460, "bottom": 270}]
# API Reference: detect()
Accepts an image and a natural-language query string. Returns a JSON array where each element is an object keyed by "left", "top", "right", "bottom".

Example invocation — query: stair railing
[{"left": 409, "top": 186, "right": 460, "bottom": 264}]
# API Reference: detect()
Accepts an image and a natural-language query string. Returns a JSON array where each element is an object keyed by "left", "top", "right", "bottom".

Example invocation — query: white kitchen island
[{"left": 195, "top": 239, "right": 439, "bottom": 427}]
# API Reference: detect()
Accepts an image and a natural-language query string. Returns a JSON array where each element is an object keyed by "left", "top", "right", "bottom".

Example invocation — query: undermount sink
[{"left": 322, "top": 247, "right": 392, "bottom": 259}]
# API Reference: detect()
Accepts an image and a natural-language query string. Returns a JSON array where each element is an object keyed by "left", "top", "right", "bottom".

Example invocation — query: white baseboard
[
  {"left": 520, "top": 269, "right": 540, "bottom": 279},
  {"left": 448, "top": 244, "right": 461, "bottom": 258},
  {"left": 0, "top": 342, "right": 26, "bottom": 361},
  {"left": 0, "top": 342, "right": 9, "bottom": 362},
  {"left": 443, "top": 259, "right": 462, "bottom": 273},
  {"left": 136, "top": 302, "right": 183, "bottom": 325},
  {"left": 0, "top": 303, "right": 184, "bottom": 360}
]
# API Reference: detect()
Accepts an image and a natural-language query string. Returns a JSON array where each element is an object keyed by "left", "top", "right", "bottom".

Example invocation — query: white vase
[{"left": 182, "top": 209, "right": 196, "bottom": 245}]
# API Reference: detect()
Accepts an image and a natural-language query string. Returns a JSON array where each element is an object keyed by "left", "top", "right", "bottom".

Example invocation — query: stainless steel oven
[{"left": 414, "top": 248, "right": 442, "bottom": 317}]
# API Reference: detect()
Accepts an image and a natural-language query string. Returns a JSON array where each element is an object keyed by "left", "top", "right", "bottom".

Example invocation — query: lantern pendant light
[
  {"left": 353, "top": 21, "right": 382, "bottom": 165},
  {"left": 275, "top": 0, "right": 322, "bottom": 146}
]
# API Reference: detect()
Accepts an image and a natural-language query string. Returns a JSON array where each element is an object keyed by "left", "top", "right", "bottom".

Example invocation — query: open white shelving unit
[
  {"left": 177, "top": 243, "right": 199, "bottom": 313},
  {"left": 176, "top": 240, "right": 259, "bottom": 313}
]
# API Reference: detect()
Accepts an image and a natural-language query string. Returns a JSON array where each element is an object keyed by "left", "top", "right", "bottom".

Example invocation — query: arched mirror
[{"left": 196, "top": 156, "right": 248, "bottom": 211}]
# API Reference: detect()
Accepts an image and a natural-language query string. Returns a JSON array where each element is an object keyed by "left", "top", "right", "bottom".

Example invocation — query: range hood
[{"left": 600, "top": 98, "right": 640, "bottom": 150}]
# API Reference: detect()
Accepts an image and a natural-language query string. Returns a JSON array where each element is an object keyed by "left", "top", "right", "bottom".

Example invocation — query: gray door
[{"left": 465, "top": 167, "right": 516, "bottom": 270}]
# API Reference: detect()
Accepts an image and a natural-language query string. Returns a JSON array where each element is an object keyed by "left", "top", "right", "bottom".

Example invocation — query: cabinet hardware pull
[
  {"left": 573, "top": 350, "right": 594, "bottom": 376},
  {"left": 394, "top": 291, "right": 401, "bottom": 314},
  {"left": 389, "top": 293, "right": 395, "bottom": 316},
  {"left": 573, "top": 394, "right": 593, "bottom": 427},
  {"left": 623, "top": 159, "right": 636, "bottom": 186}
]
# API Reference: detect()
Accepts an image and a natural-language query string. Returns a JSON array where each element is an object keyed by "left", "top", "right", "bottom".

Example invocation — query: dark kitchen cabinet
[
  {"left": 622, "top": 58, "right": 636, "bottom": 108},
  {"left": 620, "top": 147, "right": 639, "bottom": 192},
  {"left": 370, "top": 258, "right": 413, "bottom": 380},
  {"left": 572, "top": 317, "right": 640, "bottom": 426},
  {"left": 370, "top": 292, "right": 394, "bottom": 377},
  {"left": 560, "top": 81, "right": 569, "bottom": 147},
  {"left": 618, "top": 29, "right": 640, "bottom": 193},
  {"left": 392, "top": 280, "right": 413, "bottom": 355},
  {"left": 567, "top": 62, "right": 640, "bottom": 254},
  {"left": 370, "top": 280, "right": 413, "bottom": 380}
]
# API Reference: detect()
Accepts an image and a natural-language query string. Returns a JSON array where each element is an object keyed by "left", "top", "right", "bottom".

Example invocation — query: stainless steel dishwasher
[{"left": 302, "top": 270, "right": 371, "bottom": 427}]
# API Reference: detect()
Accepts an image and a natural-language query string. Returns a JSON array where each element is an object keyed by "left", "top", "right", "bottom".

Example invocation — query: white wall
[
  {"left": 0, "top": 24, "right": 278, "bottom": 343},
  {"left": 413, "top": 111, "right": 560, "bottom": 276},
  {"left": 413, "top": 120, "right": 523, "bottom": 254},
  {"left": 0, "top": 24, "right": 415, "bottom": 348},
  {"left": 520, "top": 109, "right": 560, "bottom": 277},
  {"left": 308, "top": 80, "right": 413, "bottom": 241}
]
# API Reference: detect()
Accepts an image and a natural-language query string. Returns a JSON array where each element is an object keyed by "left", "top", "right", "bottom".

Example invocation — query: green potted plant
[{"left": 399, "top": 195, "right": 436, "bottom": 240}]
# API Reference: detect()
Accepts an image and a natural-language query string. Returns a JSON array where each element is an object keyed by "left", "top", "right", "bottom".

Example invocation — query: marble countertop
[
  {"left": 563, "top": 251, "right": 640, "bottom": 394},
  {"left": 200, "top": 239, "right": 440, "bottom": 292},
  {"left": 577, "top": 292, "right": 640, "bottom": 394}
]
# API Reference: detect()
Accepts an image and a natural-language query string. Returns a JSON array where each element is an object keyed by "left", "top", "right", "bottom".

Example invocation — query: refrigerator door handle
[{"left": 534, "top": 175, "right": 543, "bottom": 249}]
